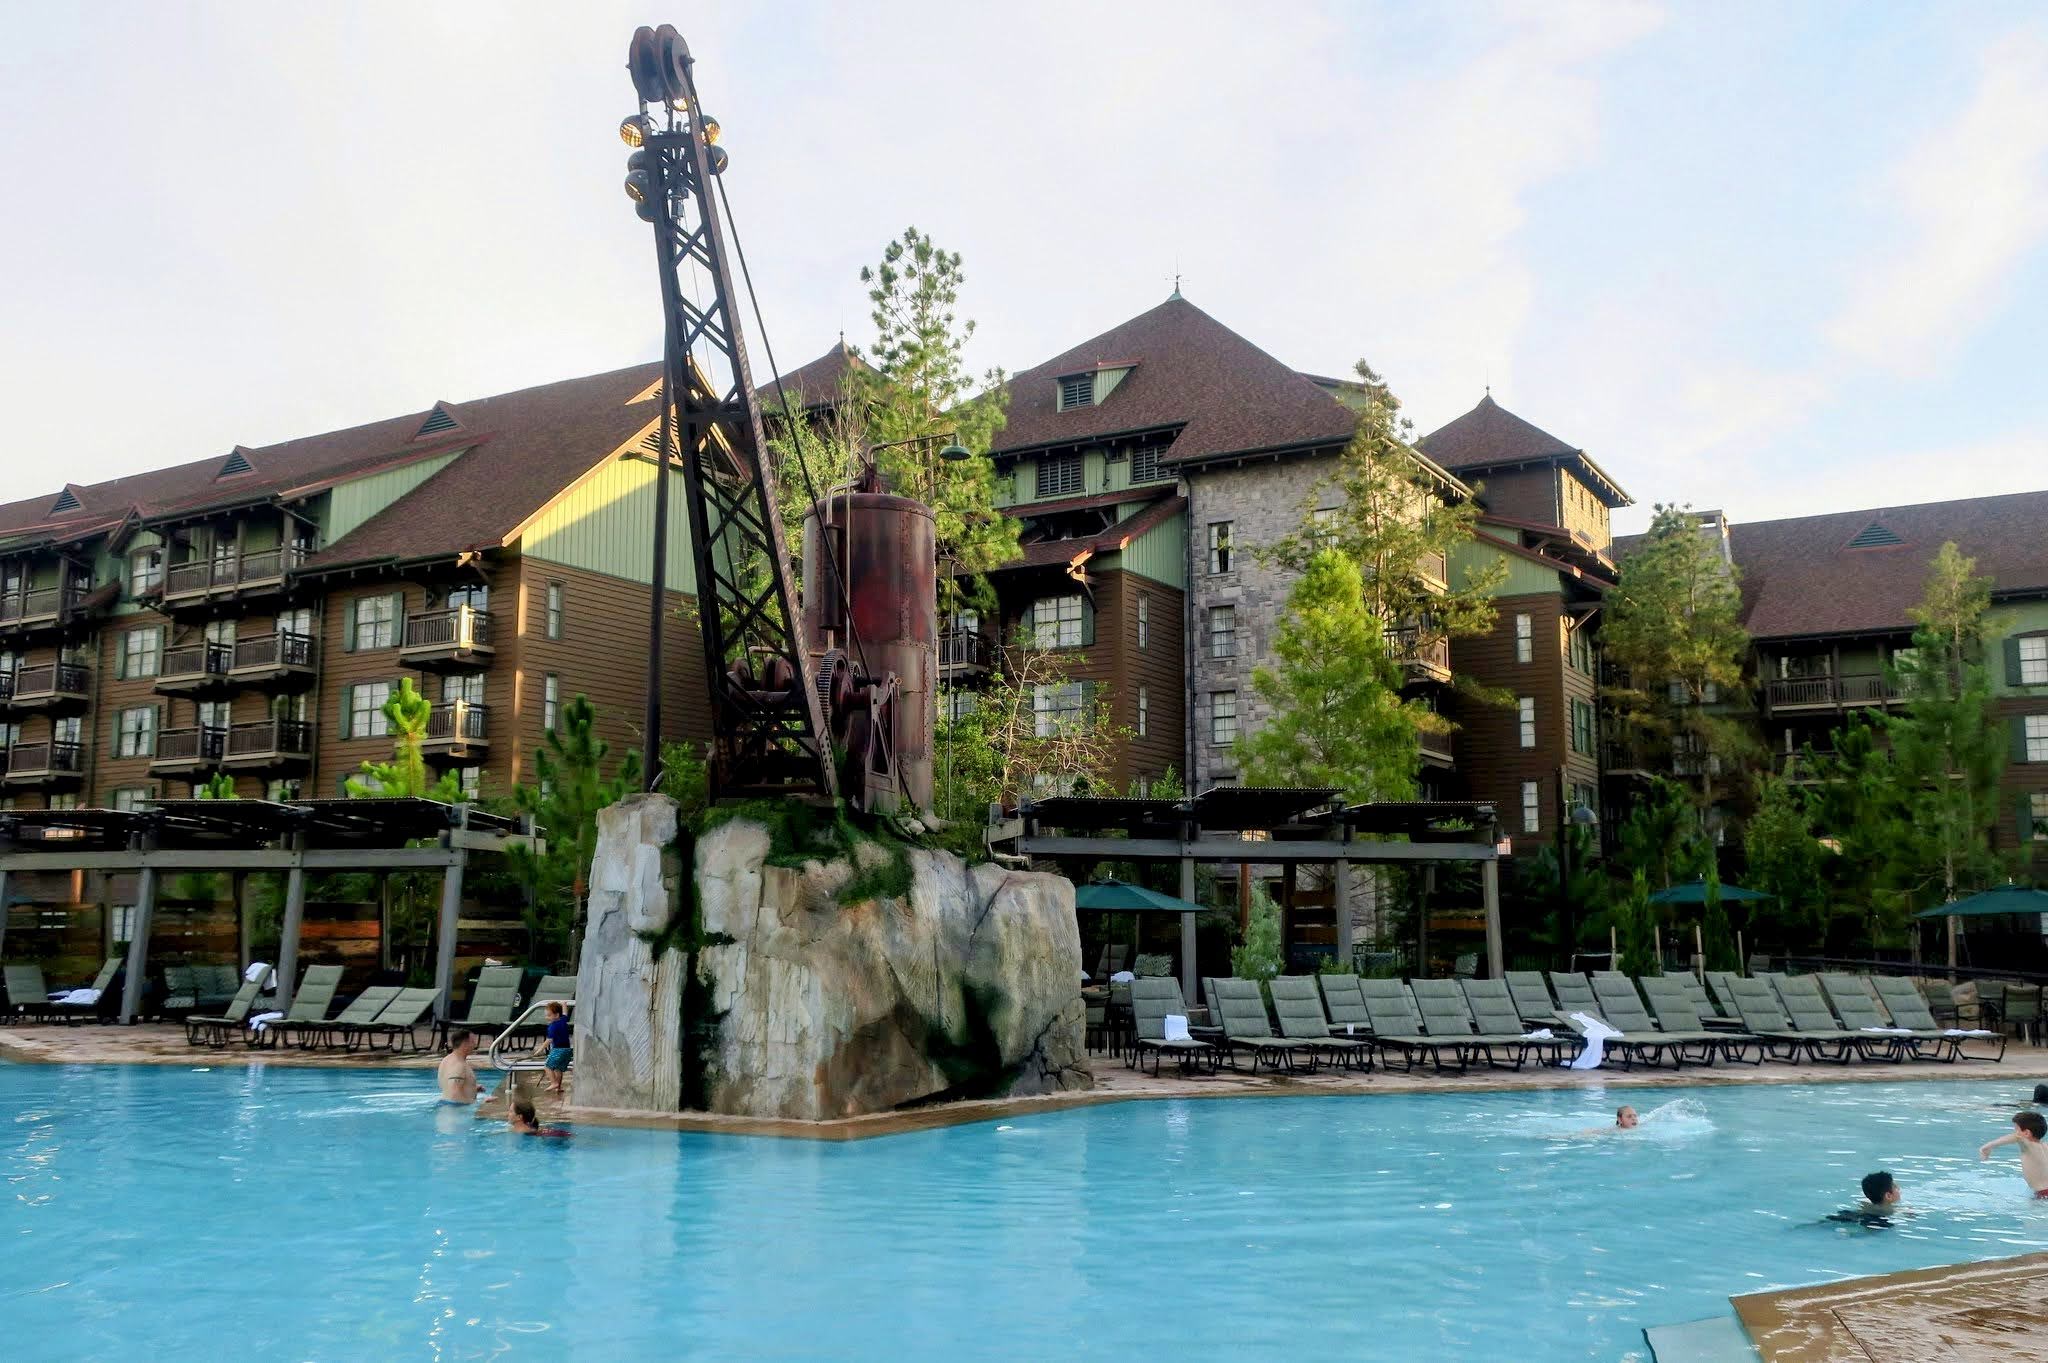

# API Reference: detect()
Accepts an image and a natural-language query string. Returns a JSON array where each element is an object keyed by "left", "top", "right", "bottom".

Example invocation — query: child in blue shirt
[{"left": 541, "top": 1000, "right": 572, "bottom": 1094}]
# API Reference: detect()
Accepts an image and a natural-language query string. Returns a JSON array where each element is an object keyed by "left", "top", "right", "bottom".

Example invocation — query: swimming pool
[{"left": 4, "top": 1065, "right": 2044, "bottom": 1361}]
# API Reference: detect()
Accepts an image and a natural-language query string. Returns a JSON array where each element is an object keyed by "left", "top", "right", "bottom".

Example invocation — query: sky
[{"left": 2, "top": 1, "right": 2045, "bottom": 535}]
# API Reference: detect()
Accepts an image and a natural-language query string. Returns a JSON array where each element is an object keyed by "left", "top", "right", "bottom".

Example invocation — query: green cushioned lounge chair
[
  {"left": 1128, "top": 976, "right": 1219, "bottom": 1076},
  {"left": 1505, "top": 971, "right": 1560, "bottom": 1029},
  {"left": 1868, "top": 976, "right": 2003, "bottom": 1063},
  {"left": 440, "top": 965, "right": 525, "bottom": 1049},
  {"left": 1212, "top": 977, "right": 1316, "bottom": 1073},
  {"left": 1704, "top": 971, "right": 1744, "bottom": 1020},
  {"left": 1677, "top": 972, "right": 1737, "bottom": 1026},
  {"left": 185, "top": 974, "right": 268, "bottom": 1048},
  {"left": 349, "top": 987, "right": 441, "bottom": 1054},
  {"left": 294, "top": 985, "right": 401, "bottom": 1051},
  {"left": 1815, "top": 973, "right": 1930, "bottom": 1062},
  {"left": 1723, "top": 976, "right": 1835, "bottom": 1063},
  {"left": 1589, "top": 974, "right": 1722, "bottom": 1069},
  {"left": 1269, "top": 975, "right": 1372, "bottom": 1072},
  {"left": 1411, "top": 977, "right": 1537, "bottom": 1070},
  {"left": 1316, "top": 974, "right": 1373, "bottom": 1033},
  {"left": 47, "top": 957, "right": 122, "bottom": 1024},
  {"left": 258, "top": 965, "right": 346, "bottom": 1049},
  {"left": 4, "top": 964, "right": 61, "bottom": 1024},
  {"left": 1548, "top": 971, "right": 1599, "bottom": 1016},
  {"left": 1767, "top": 974, "right": 1886, "bottom": 1062},
  {"left": 1639, "top": 975, "right": 1761, "bottom": 1065},
  {"left": 1359, "top": 978, "right": 1469, "bottom": 1074},
  {"left": 1462, "top": 977, "right": 1577, "bottom": 1066}
]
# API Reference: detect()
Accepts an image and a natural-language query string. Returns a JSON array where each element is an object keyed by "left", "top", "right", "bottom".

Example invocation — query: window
[
  {"left": 1130, "top": 446, "right": 1164, "bottom": 483},
  {"left": 2030, "top": 793, "right": 2048, "bottom": 842},
  {"left": 195, "top": 701, "right": 229, "bottom": 733},
  {"left": 1207, "top": 521, "right": 1234, "bottom": 574},
  {"left": 276, "top": 607, "right": 313, "bottom": 638},
  {"left": 110, "top": 904, "right": 137, "bottom": 944},
  {"left": 204, "top": 619, "right": 236, "bottom": 650},
  {"left": 1668, "top": 679, "right": 1689, "bottom": 705},
  {"left": 128, "top": 549, "right": 163, "bottom": 597},
  {"left": 1136, "top": 596, "right": 1149, "bottom": 650},
  {"left": 1032, "top": 681, "right": 1089, "bottom": 737},
  {"left": 110, "top": 787, "right": 152, "bottom": 813},
  {"left": 1570, "top": 698, "right": 1595, "bottom": 756},
  {"left": 265, "top": 779, "right": 302, "bottom": 801},
  {"left": 545, "top": 582, "right": 565, "bottom": 640},
  {"left": 1056, "top": 372, "right": 1095, "bottom": 411},
  {"left": 1208, "top": 605, "right": 1237, "bottom": 659},
  {"left": 1137, "top": 687, "right": 1149, "bottom": 738},
  {"left": 543, "top": 673, "right": 560, "bottom": 730},
  {"left": 1521, "top": 781, "right": 1540, "bottom": 834},
  {"left": 943, "top": 690, "right": 978, "bottom": 723},
  {"left": 455, "top": 766, "right": 482, "bottom": 797},
  {"left": 48, "top": 793, "right": 79, "bottom": 811},
  {"left": 1031, "top": 594, "right": 1087, "bottom": 649},
  {"left": 1514, "top": 613, "right": 1533, "bottom": 664},
  {"left": 346, "top": 681, "right": 391, "bottom": 739},
  {"left": 1310, "top": 507, "right": 1340, "bottom": 549},
  {"left": 2027, "top": 714, "right": 2048, "bottom": 764},
  {"left": 119, "top": 628, "right": 162, "bottom": 680},
  {"left": 1567, "top": 626, "right": 1593, "bottom": 675},
  {"left": 1210, "top": 690, "right": 1239, "bottom": 746},
  {"left": 53, "top": 715, "right": 81, "bottom": 746},
  {"left": 1518, "top": 697, "right": 1536, "bottom": 748},
  {"left": 2021, "top": 637, "right": 2048, "bottom": 686},
  {"left": 447, "top": 583, "right": 488, "bottom": 611},
  {"left": 1038, "top": 454, "right": 1083, "bottom": 498},
  {"left": 348, "top": 595, "right": 398, "bottom": 650},
  {"left": 115, "top": 706, "right": 158, "bottom": 759}
]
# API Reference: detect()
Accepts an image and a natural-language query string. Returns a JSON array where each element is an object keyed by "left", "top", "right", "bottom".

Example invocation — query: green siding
[
  {"left": 519, "top": 456, "right": 697, "bottom": 593},
  {"left": 1989, "top": 601, "right": 2048, "bottom": 696},
  {"left": 1454, "top": 541, "right": 1561, "bottom": 597},
  {"left": 324, "top": 451, "right": 463, "bottom": 547},
  {"left": 1122, "top": 510, "right": 1187, "bottom": 588}
]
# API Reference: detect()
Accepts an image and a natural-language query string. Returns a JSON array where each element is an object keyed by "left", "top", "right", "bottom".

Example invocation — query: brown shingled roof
[
  {"left": 991, "top": 297, "right": 1357, "bottom": 466},
  {"left": 764, "top": 340, "right": 865, "bottom": 415},
  {"left": 1418, "top": 394, "right": 1632, "bottom": 507},
  {"left": 1732, "top": 489, "right": 2048, "bottom": 639},
  {"left": 999, "top": 495, "right": 1189, "bottom": 573}
]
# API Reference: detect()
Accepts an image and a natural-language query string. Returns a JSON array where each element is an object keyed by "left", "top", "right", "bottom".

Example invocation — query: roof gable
[
  {"left": 1419, "top": 394, "right": 1632, "bottom": 508},
  {"left": 49, "top": 486, "right": 83, "bottom": 514},
  {"left": 414, "top": 404, "right": 462, "bottom": 439},
  {"left": 217, "top": 447, "right": 257, "bottom": 479}
]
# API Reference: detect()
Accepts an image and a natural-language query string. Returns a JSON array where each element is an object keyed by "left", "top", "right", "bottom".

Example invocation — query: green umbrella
[
  {"left": 1073, "top": 879, "right": 1204, "bottom": 913},
  {"left": 1649, "top": 876, "right": 1770, "bottom": 905},
  {"left": 1912, "top": 883, "right": 2048, "bottom": 919}
]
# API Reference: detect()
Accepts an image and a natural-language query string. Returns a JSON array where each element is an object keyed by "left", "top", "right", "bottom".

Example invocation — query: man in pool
[
  {"left": 509, "top": 1095, "right": 571, "bottom": 1138},
  {"left": 437, "top": 1029, "right": 483, "bottom": 1104},
  {"left": 1978, "top": 1111, "right": 2048, "bottom": 1196}
]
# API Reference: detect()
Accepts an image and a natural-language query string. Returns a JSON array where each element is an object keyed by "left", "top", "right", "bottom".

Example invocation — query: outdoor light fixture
[
  {"left": 619, "top": 114, "right": 653, "bottom": 147},
  {"left": 706, "top": 145, "right": 729, "bottom": 175},
  {"left": 939, "top": 442, "right": 972, "bottom": 463},
  {"left": 699, "top": 116, "right": 721, "bottom": 145}
]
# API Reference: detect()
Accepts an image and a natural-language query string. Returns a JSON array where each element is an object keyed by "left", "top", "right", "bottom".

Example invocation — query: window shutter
[
  {"left": 388, "top": 593, "right": 405, "bottom": 647},
  {"left": 2007, "top": 637, "right": 2024, "bottom": 687},
  {"left": 114, "top": 640, "right": 127, "bottom": 681},
  {"left": 2012, "top": 715, "right": 2030, "bottom": 763},
  {"left": 339, "top": 685, "right": 353, "bottom": 740},
  {"left": 343, "top": 602, "right": 358, "bottom": 652},
  {"left": 1082, "top": 599, "right": 1096, "bottom": 648},
  {"left": 2018, "top": 797, "right": 2035, "bottom": 845}
]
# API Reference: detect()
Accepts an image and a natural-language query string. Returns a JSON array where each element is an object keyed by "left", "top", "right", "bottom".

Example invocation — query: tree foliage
[
  {"left": 508, "top": 694, "right": 645, "bottom": 969},
  {"left": 931, "top": 637, "right": 1129, "bottom": 819},
  {"left": 1230, "top": 884, "right": 1286, "bottom": 983},
  {"left": 347, "top": 677, "right": 461, "bottom": 800},
  {"left": 1238, "top": 549, "right": 1422, "bottom": 803},
  {"left": 1603, "top": 504, "right": 1754, "bottom": 809},
  {"left": 1741, "top": 772, "right": 1830, "bottom": 948},
  {"left": 1614, "top": 869, "right": 1659, "bottom": 976},
  {"left": 1614, "top": 777, "right": 1708, "bottom": 890}
]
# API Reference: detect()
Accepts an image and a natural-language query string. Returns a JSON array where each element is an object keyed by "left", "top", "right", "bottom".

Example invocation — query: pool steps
[
  {"left": 487, "top": 998, "right": 576, "bottom": 1073},
  {"left": 1642, "top": 1315, "right": 1760, "bottom": 1362}
]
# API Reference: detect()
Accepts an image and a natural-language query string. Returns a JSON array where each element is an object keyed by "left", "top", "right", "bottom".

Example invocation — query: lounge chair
[
  {"left": 159, "top": 964, "right": 199, "bottom": 1020},
  {"left": 1505, "top": 971, "right": 1560, "bottom": 1029},
  {"left": 340, "top": 987, "right": 440, "bottom": 1053},
  {"left": 1548, "top": 971, "right": 1599, "bottom": 1016},
  {"left": 252, "top": 965, "right": 345, "bottom": 1048},
  {"left": 193, "top": 964, "right": 242, "bottom": 1012},
  {"left": 1211, "top": 977, "right": 1317, "bottom": 1073},
  {"left": 4, "top": 964, "right": 62, "bottom": 1024},
  {"left": 1868, "top": 976, "right": 2004, "bottom": 1062},
  {"left": 1722, "top": 976, "right": 1840, "bottom": 1063},
  {"left": 1268, "top": 976, "right": 1372, "bottom": 1072},
  {"left": 1127, "top": 976, "right": 1218, "bottom": 1075},
  {"left": 291, "top": 985, "right": 401, "bottom": 1051},
  {"left": 1316, "top": 973, "right": 1373, "bottom": 1033},
  {"left": 1090, "top": 945, "right": 1129, "bottom": 982},
  {"left": 1461, "top": 978, "right": 1578, "bottom": 1066},
  {"left": 1920, "top": 978, "right": 1963, "bottom": 1026},
  {"left": 438, "top": 965, "right": 524, "bottom": 1049},
  {"left": 1359, "top": 979, "right": 1469, "bottom": 1073},
  {"left": 184, "top": 975, "right": 269, "bottom": 1048},
  {"left": 1704, "top": 971, "right": 1744, "bottom": 1020},
  {"left": 44, "top": 957, "right": 123, "bottom": 1023},
  {"left": 1589, "top": 974, "right": 1721, "bottom": 1069},
  {"left": 1410, "top": 978, "right": 1539, "bottom": 1070},
  {"left": 1678, "top": 972, "right": 1737, "bottom": 1026},
  {"left": 1816, "top": 973, "right": 1933, "bottom": 1061},
  {"left": 1768, "top": 974, "right": 1891, "bottom": 1062},
  {"left": 1639, "top": 975, "right": 1762, "bottom": 1065},
  {"left": 2004, "top": 983, "right": 2041, "bottom": 1046}
]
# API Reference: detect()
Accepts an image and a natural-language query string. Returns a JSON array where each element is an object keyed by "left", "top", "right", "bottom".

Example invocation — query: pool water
[{"left": 5, "top": 1066, "right": 2047, "bottom": 1361}]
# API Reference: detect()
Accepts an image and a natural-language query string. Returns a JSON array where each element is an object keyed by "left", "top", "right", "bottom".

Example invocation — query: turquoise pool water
[{"left": 5, "top": 1065, "right": 2046, "bottom": 1361}]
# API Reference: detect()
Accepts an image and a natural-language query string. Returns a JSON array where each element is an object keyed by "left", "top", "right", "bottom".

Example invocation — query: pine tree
[
  {"left": 347, "top": 678, "right": 460, "bottom": 800},
  {"left": 1741, "top": 772, "right": 1828, "bottom": 948},
  {"left": 1238, "top": 550, "right": 1424, "bottom": 802},
  {"left": 510, "top": 694, "right": 644, "bottom": 969}
]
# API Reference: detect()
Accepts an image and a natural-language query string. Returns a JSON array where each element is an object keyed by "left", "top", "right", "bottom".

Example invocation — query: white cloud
[{"left": 1826, "top": 26, "right": 2048, "bottom": 374}]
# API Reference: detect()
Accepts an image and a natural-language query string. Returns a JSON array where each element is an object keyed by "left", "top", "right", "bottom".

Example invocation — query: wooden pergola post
[
  {"left": 1482, "top": 858, "right": 1503, "bottom": 980},
  {"left": 1178, "top": 850, "right": 1198, "bottom": 1012},
  {"left": 431, "top": 851, "right": 468, "bottom": 1025},
  {"left": 118, "top": 866, "right": 159, "bottom": 1025},
  {"left": 0, "top": 869, "right": 10, "bottom": 959},
  {"left": 274, "top": 849, "right": 308, "bottom": 1014}
]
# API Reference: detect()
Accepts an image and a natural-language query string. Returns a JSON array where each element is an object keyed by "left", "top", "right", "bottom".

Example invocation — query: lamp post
[{"left": 1557, "top": 769, "right": 1599, "bottom": 968}]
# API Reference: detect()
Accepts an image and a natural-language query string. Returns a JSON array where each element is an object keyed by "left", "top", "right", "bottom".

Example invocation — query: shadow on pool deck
[{"left": 9, "top": 1023, "right": 2045, "bottom": 1142}]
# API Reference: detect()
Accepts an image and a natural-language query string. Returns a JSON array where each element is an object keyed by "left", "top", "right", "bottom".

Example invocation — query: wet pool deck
[{"left": 1733, "top": 1251, "right": 2048, "bottom": 1362}]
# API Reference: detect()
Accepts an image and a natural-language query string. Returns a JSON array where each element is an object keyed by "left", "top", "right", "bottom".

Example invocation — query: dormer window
[
  {"left": 1057, "top": 372, "right": 1096, "bottom": 411},
  {"left": 50, "top": 486, "right": 82, "bottom": 514},
  {"left": 218, "top": 448, "right": 255, "bottom": 478},
  {"left": 1845, "top": 521, "right": 1904, "bottom": 549},
  {"left": 415, "top": 404, "right": 460, "bottom": 438}
]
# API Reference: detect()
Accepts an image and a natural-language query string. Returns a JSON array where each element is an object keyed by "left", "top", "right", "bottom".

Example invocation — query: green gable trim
[
  {"left": 1121, "top": 509, "right": 1187, "bottom": 588},
  {"left": 324, "top": 450, "right": 463, "bottom": 548},
  {"left": 519, "top": 456, "right": 697, "bottom": 593},
  {"left": 1453, "top": 540, "right": 1564, "bottom": 597}
]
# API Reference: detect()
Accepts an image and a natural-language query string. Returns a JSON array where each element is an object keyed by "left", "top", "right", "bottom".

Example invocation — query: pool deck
[
  {"left": 6, "top": 1023, "right": 2044, "bottom": 1141},
  {"left": 1733, "top": 1250, "right": 2048, "bottom": 1361}
]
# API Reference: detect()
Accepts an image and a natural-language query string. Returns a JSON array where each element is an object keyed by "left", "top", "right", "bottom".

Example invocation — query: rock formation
[{"left": 572, "top": 794, "right": 688, "bottom": 1113}]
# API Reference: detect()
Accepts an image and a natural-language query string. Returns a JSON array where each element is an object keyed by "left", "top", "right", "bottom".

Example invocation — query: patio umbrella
[
  {"left": 1648, "top": 877, "right": 1770, "bottom": 905},
  {"left": 1074, "top": 880, "right": 1207, "bottom": 1004},
  {"left": 1911, "top": 884, "right": 2048, "bottom": 919}
]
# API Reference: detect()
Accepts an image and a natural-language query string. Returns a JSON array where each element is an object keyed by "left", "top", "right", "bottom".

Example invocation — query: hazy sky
[{"left": 4, "top": 2, "right": 2045, "bottom": 534}]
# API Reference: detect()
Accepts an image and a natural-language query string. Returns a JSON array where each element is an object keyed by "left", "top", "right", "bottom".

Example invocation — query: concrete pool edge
[{"left": 1732, "top": 1248, "right": 2048, "bottom": 1361}]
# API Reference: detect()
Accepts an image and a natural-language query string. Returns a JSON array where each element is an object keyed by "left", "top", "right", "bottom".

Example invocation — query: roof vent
[
  {"left": 1845, "top": 521, "right": 1904, "bottom": 550},
  {"left": 415, "top": 405, "right": 460, "bottom": 438},
  {"left": 218, "top": 448, "right": 255, "bottom": 478},
  {"left": 49, "top": 486, "right": 82, "bottom": 514}
]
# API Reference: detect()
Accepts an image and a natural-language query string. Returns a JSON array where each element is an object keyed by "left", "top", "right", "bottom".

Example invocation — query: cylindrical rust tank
[{"left": 800, "top": 489, "right": 935, "bottom": 812}]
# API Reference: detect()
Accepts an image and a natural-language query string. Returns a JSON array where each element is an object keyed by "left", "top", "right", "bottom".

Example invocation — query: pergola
[
  {"left": 0, "top": 799, "right": 542, "bottom": 1024},
  {"left": 992, "top": 790, "right": 1502, "bottom": 1004}
]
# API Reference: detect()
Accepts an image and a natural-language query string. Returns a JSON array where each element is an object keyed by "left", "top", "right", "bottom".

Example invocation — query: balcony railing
[
  {"left": 1762, "top": 673, "right": 1899, "bottom": 710},
  {"left": 1419, "top": 728, "right": 1454, "bottom": 765},
  {"left": 7, "top": 661, "right": 91, "bottom": 705},
  {"left": 425, "top": 700, "right": 489, "bottom": 742},
  {"left": 162, "top": 544, "right": 308, "bottom": 599},
  {"left": 938, "top": 629, "right": 996, "bottom": 671},
  {"left": 1384, "top": 625, "right": 1452, "bottom": 680},
  {"left": 224, "top": 718, "right": 314, "bottom": 761},
  {"left": 152, "top": 725, "right": 227, "bottom": 766},
  {"left": 160, "top": 641, "right": 235, "bottom": 683},
  {"left": 0, "top": 581, "right": 89, "bottom": 628},
  {"left": 403, "top": 607, "right": 493, "bottom": 652},
  {"left": 4, "top": 740, "right": 86, "bottom": 779},
  {"left": 229, "top": 629, "right": 316, "bottom": 672}
]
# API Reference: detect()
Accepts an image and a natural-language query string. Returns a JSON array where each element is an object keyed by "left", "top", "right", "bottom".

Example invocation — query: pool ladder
[{"left": 487, "top": 997, "right": 575, "bottom": 1073}]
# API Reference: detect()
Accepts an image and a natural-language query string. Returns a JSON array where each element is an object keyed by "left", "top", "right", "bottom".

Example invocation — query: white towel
[
  {"left": 1163, "top": 1014, "right": 1192, "bottom": 1043},
  {"left": 1566, "top": 1012, "right": 1622, "bottom": 1070},
  {"left": 1078, "top": 970, "right": 1089, "bottom": 984},
  {"left": 244, "top": 961, "right": 271, "bottom": 984},
  {"left": 54, "top": 988, "right": 100, "bottom": 1005},
  {"left": 1942, "top": 1028, "right": 1996, "bottom": 1038},
  {"left": 248, "top": 1010, "right": 285, "bottom": 1033},
  {"left": 1861, "top": 1026, "right": 1911, "bottom": 1035},
  {"left": 1523, "top": 1028, "right": 1555, "bottom": 1041},
  {"left": 1110, "top": 970, "right": 1135, "bottom": 983}
]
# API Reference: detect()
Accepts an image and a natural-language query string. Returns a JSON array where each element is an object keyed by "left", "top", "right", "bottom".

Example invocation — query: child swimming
[{"left": 1978, "top": 1111, "right": 2048, "bottom": 1197}]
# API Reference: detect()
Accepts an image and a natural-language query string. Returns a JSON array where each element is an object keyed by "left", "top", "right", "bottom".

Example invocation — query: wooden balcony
[
  {"left": 220, "top": 719, "right": 314, "bottom": 772},
  {"left": 1419, "top": 727, "right": 1454, "bottom": 768},
  {"left": 1602, "top": 739, "right": 1654, "bottom": 779},
  {"left": 2, "top": 740, "right": 86, "bottom": 788},
  {"left": 0, "top": 581, "right": 91, "bottom": 638},
  {"left": 149, "top": 725, "right": 226, "bottom": 777},
  {"left": 227, "top": 630, "right": 318, "bottom": 689},
  {"left": 401, "top": 607, "right": 494, "bottom": 670},
  {"left": 1761, "top": 673, "right": 1898, "bottom": 713},
  {"left": 0, "top": 662, "right": 91, "bottom": 714},
  {"left": 938, "top": 629, "right": 996, "bottom": 677},
  {"left": 422, "top": 700, "right": 489, "bottom": 761},
  {"left": 156, "top": 641, "right": 236, "bottom": 697},
  {"left": 1384, "top": 624, "right": 1452, "bottom": 685},
  {"left": 158, "top": 544, "right": 307, "bottom": 612}
]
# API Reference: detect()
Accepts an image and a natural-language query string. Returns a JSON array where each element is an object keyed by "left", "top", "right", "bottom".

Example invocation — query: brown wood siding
[
  {"left": 1472, "top": 468, "right": 1559, "bottom": 528},
  {"left": 1995, "top": 696, "right": 2048, "bottom": 860},
  {"left": 93, "top": 622, "right": 170, "bottom": 802},
  {"left": 1558, "top": 470, "right": 1611, "bottom": 550},
  {"left": 1447, "top": 591, "right": 1586, "bottom": 850}
]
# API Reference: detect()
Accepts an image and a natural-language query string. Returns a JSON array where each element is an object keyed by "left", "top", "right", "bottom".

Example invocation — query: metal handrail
[{"left": 487, "top": 997, "right": 575, "bottom": 1072}]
